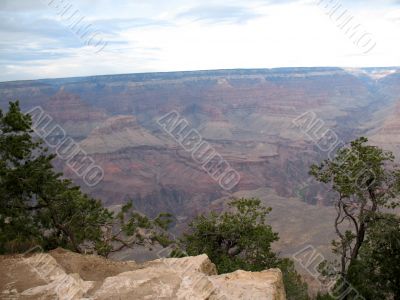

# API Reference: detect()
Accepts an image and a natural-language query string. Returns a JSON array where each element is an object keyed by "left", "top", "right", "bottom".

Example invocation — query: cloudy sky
[{"left": 1, "top": 0, "right": 400, "bottom": 81}]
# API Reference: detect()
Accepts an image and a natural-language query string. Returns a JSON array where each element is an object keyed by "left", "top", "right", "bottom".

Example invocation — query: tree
[
  {"left": 310, "top": 137, "right": 400, "bottom": 298},
  {"left": 0, "top": 101, "right": 173, "bottom": 255},
  {"left": 347, "top": 214, "right": 400, "bottom": 300},
  {"left": 0, "top": 101, "right": 50, "bottom": 251},
  {"left": 94, "top": 201, "right": 173, "bottom": 257},
  {"left": 179, "top": 198, "right": 309, "bottom": 300}
]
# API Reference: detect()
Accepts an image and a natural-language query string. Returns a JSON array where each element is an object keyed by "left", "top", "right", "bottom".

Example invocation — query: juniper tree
[{"left": 310, "top": 137, "right": 400, "bottom": 298}]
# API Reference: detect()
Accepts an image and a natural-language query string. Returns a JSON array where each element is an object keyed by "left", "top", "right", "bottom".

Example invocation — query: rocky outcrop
[{"left": 0, "top": 248, "right": 286, "bottom": 300}]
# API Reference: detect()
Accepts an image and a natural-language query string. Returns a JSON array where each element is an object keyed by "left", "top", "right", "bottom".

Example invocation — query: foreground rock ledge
[{"left": 0, "top": 248, "right": 286, "bottom": 300}]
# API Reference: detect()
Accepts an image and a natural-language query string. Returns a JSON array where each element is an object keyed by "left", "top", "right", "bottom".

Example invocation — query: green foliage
[
  {"left": 310, "top": 137, "right": 396, "bottom": 198},
  {"left": 279, "top": 258, "right": 309, "bottom": 300},
  {"left": 182, "top": 198, "right": 278, "bottom": 273},
  {"left": 180, "top": 198, "right": 309, "bottom": 300},
  {"left": 347, "top": 214, "right": 400, "bottom": 300},
  {"left": 0, "top": 101, "right": 173, "bottom": 255},
  {"left": 310, "top": 137, "right": 400, "bottom": 299}
]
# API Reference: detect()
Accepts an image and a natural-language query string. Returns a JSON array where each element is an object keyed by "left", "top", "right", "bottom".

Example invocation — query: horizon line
[{"left": 1, "top": 66, "right": 400, "bottom": 84}]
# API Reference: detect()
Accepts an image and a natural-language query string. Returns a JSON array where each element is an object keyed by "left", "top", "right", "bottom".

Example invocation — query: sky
[{"left": 0, "top": 0, "right": 400, "bottom": 81}]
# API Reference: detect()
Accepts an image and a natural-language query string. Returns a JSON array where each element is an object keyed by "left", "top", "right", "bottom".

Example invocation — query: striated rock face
[
  {"left": 0, "top": 248, "right": 286, "bottom": 300},
  {"left": 3, "top": 68, "right": 398, "bottom": 212},
  {"left": 80, "top": 115, "right": 166, "bottom": 154},
  {"left": 0, "top": 71, "right": 385, "bottom": 195},
  {"left": 43, "top": 90, "right": 108, "bottom": 140}
]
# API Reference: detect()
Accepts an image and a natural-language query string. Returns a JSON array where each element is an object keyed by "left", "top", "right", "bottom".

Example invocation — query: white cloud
[{"left": 0, "top": 0, "right": 399, "bottom": 81}]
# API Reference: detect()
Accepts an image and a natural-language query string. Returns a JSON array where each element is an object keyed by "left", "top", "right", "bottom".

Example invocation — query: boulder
[{"left": 0, "top": 248, "right": 286, "bottom": 300}]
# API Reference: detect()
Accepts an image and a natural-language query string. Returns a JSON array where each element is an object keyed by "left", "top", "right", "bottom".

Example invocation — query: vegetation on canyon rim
[
  {"left": 310, "top": 137, "right": 400, "bottom": 300},
  {"left": 177, "top": 197, "right": 309, "bottom": 300},
  {"left": 1, "top": 101, "right": 400, "bottom": 299}
]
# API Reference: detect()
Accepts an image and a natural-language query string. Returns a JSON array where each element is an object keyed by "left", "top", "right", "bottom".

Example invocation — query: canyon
[{"left": 1, "top": 67, "right": 400, "bottom": 263}]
